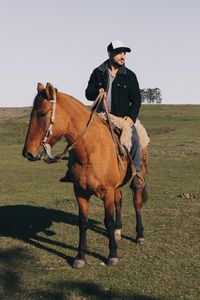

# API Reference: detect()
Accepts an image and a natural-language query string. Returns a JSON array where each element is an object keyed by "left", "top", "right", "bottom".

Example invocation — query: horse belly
[{"left": 71, "top": 161, "right": 120, "bottom": 192}]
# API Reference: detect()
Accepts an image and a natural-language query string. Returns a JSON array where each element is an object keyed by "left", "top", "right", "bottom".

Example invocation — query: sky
[{"left": 0, "top": 0, "right": 200, "bottom": 107}]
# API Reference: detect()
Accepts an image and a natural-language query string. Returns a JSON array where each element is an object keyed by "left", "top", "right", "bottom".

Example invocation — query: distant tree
[
  {"left": 140, "top": 89, "right": 147, "bottom": 103},
  {"left": 140, "top": 88, "right": 162, "bottom": 104}
]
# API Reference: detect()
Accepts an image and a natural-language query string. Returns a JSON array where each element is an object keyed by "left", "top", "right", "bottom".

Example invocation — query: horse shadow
[
  {"left": 0, "top": 246, "right": 162, "bottom": 300},
  {"left": 0, "top": 204, "right": 108, "bottom": 265},
  {"left": 34, "top": 280, "right": 163, "bottom": 300}
]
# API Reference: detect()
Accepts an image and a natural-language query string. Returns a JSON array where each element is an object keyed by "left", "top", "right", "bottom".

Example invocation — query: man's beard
[{"left": 111, "top": 59, "right": 124, "bottom": 69}]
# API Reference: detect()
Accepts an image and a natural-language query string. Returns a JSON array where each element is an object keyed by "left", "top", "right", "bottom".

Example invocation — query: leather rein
[{"left": 41, "top": 91, "right": 105, "bottom": 164}]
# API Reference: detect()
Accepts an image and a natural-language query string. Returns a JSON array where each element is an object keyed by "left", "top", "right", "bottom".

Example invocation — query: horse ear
[
  {"left": 46, "top": 83, "right": 56, "bottom": 100},
  {"left": 37, "top": 83, "right": 45, "bottom": 93}
]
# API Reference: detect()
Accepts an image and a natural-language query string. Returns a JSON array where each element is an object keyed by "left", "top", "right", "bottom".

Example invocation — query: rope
[
  {"left": 43, "top": 90, "right": 134, "bottom": 177},
  {"left": 43, "top": 91, "right": 104, "bottom": 163}
]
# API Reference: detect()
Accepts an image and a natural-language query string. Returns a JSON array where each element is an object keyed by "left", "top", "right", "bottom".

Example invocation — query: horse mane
[{"left": 57, "top": 92, "right": 91, "bottom": 115}]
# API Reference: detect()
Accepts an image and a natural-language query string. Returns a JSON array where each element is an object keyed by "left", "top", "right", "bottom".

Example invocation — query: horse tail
[
  {"left": 141, "top": 147, "right": 149, "bottom": 204},
  {"left": 142, "top": 185, "right": 148, "bottom": 204},
  {"left": 142, "top": 147, "right": 149, "bottom": 174}
]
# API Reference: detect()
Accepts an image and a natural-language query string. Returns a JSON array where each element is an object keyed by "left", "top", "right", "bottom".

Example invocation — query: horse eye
[{"left": 37, "top": 111, "right": 46, "bottom": 118}]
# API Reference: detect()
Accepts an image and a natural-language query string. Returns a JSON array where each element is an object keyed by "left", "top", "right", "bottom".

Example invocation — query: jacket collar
[{"left": 97, "top": 60, "right": 127, "bottom": 75}]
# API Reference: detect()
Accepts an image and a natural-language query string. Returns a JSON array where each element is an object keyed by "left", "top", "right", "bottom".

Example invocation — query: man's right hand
[{"left": 99, "top": 88, "right": 107, "bottom": 98}]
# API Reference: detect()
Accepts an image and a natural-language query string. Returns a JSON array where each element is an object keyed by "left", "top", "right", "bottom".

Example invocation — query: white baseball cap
[{"left": 107, "top": 40, "right": 131, "bottom": 53}]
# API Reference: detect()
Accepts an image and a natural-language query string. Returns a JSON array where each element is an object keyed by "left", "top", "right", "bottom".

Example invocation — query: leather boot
[
  {"left": 59, "top": 171, "right": 73, "bottom": 183},
  {"left": 129, "top": 171, "right": 145, "bottom": 190}
]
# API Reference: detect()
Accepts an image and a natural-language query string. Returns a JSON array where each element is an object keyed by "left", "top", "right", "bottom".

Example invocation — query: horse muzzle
[{"left": 22, "top": 148, "right": 44, "bottom": 161}]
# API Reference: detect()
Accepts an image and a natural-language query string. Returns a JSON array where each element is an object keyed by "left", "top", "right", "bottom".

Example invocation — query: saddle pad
[{"left": 98, "top": 113, "right": 150, "bottom": 151}]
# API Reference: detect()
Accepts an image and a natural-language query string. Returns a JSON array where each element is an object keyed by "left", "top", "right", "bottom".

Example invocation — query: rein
[
  {"left": 42, "top": 91, "right": 105, "bottom": 163},
  {"left": 41, "top": 89, "right": 135, "bottom": 175}
]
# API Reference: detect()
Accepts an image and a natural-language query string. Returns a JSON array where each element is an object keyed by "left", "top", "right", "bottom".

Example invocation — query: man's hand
[
  {"left": 99, "top": 88, "right": 107, "bottom": 98},
  {"left": 124, "top": 116, "right": 134, "bottom": 126}
]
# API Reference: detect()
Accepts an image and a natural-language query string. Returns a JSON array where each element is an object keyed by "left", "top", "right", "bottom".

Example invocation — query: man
[{"left": 85, "top": 40, "right": 144, "bottom": 189}]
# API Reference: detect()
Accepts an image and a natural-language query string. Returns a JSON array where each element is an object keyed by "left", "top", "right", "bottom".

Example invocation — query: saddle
[
  {"left": 98, "top": 112, "right": 132, "bottom": 152},
  {"left": 98, "top": 112, "right": 150, "bottom": 179},
  {"left": 98, "top": 112, "right": 136, "bottom": 177}
]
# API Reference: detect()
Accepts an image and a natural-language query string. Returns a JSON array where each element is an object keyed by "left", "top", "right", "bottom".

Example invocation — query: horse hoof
[
  {"left": 73, "top": 259, "right": 86, "bottom": 269},
  {"left": 114, "top": 229, "right": 122, "bottom": 241},
  {"left": 137, "top": 237, "right": 145, "bottom": 245},
  {"left": 107, "top": 257, "right": 119, "bottom": 266}
]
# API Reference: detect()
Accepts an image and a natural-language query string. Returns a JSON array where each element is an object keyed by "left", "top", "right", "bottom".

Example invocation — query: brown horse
[{"left": 22, "top": 83, "right": 149, "bottom": 268}]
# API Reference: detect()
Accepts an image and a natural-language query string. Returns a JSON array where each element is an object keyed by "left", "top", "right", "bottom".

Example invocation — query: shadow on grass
[
  {"left": 34, "top": 280, "right": 163, "bottom": 300},
  {"left": 0, "top": 205, "right": 110, "bottom": 265},
  {"left": 0, "top": 247, "right": 162, "bottom": 300},
  {"left": 0, "top": 247, "right": 36, "bottom": 299}
]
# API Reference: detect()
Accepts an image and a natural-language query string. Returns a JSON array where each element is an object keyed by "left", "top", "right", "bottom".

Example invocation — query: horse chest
[{"left": 71, "top": 163, "right": 99, "bottom": 190}]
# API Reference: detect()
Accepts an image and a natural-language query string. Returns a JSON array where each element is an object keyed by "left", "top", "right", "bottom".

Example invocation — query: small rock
[{"left": 178, "top": 192, "right": 192, "bottom": 199}]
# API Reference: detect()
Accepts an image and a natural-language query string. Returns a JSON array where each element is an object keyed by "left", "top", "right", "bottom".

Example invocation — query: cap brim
[{"left": 112, "top": 47, "right": 131, "bottom": 54}]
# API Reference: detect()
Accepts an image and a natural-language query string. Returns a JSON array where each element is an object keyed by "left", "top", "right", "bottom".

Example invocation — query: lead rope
[
  {"left": 98, "top": 89, "right": 136, "bottom": 175},
  {"left": 43, "top": 90, "right": 134, "bottom": 177},
  {"left": 101, "top": 97, "right": 124, "bottom": 169},
  {"left": 43, "top": 91, "right": 104, "bottom": 163}
]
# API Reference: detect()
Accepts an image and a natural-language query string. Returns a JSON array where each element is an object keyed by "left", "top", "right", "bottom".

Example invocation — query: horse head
[{"left": 22, "top": 83, "right": 63, "bottom": 161}]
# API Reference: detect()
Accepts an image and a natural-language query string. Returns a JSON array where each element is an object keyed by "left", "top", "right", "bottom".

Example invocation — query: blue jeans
[{"left": 130, "top": 126, "right": 141, "bottom": 172}]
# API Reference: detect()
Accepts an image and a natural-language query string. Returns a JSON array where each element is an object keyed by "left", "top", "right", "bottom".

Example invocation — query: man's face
[{"left": 110, "top": 51, "right": 126, "bottom": 67}]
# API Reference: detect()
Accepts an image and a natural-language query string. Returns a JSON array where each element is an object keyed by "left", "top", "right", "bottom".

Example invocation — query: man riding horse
[{"left": 61, "top": 40, "right": 144, "bottom": 189}]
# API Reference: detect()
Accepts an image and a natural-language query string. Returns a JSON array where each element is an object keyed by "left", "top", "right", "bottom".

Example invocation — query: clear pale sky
[{"left": 1, "top": 0, "right": 200, "bottom": 107}]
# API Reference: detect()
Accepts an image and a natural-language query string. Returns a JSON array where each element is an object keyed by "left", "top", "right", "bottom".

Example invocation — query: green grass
[{"left": 0, "top": 105, "right": 200, "bottom": 300}]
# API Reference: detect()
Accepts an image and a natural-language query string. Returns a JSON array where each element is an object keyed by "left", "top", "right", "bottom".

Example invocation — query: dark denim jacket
[{"left": 85, "top": 60, "right": 141, "bottom": 122}]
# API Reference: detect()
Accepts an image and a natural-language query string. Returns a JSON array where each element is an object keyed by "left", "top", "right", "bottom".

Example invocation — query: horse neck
[
  {"left": 56, "top": 92, "right": 118, "bottom": 168},
  {"left": 57, "top": 92, "right": 93, "bottom": 153}
]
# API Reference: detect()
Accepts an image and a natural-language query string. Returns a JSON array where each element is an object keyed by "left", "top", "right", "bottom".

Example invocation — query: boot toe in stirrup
[{"left": 129, "top": 173, "right": 145, "bottom": 190}]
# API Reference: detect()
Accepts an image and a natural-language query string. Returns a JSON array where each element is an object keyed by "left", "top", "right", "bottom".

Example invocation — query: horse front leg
[
  {"left": 133, "top": 188, "right": 145, "bottom": 244},
  {"left": 104, "top": 188, "right": 119, "bottom": 266},
  {"left": 114, "top": 188, "right": 122, "bottom": 241},
  {"left": 73, "top": 185, "right": 91, "bottom": 269}
]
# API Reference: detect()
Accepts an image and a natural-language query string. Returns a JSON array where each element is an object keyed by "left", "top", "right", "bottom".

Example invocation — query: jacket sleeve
[
  {"left": 85, "top": 69, "right": 100, "bottom": 101},
  {"left": 128, "top": 73, "right": 141, "bottom": 123}
]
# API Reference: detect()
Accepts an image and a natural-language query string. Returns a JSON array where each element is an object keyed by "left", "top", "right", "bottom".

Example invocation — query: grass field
[{"left": 0, "top": 105, "right": 200, "bottom": 300}]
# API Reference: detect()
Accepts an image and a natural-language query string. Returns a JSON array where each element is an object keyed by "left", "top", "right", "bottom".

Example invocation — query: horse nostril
[{"left": 22, "top": 150, "right": 35, "bottom": 161}]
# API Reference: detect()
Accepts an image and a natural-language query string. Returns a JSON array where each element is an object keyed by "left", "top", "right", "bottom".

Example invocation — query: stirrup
[
  {"left": 59, "top": 172, "right": 73, "bottom": 183},
  {"left": 129, "top": 173, "right": 145, "bottom": 190}
]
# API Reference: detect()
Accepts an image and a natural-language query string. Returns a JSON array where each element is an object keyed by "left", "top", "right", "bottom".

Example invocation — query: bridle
[
  {"left": 40, "top": 97, "right": 57, "bottom": 161},
  {"left": 40, "top": 91, "right": 104, "bottom": 164},
  {"left": 39, "top": 89, "right": 135, "bottom": 175}
]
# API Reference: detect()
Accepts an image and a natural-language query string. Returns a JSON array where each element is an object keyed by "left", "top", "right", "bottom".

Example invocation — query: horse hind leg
[
  {"left": 133, "top": 188, "right": 145, "bottom": 245},
  {"left": 133, "top": 148, "right": 148, "bottom": 244},
  {"left": 114, "top": 188, "right": 122, "bottom": 241},
  {"left": 128, "top": 145, "right": 149, "bottom": 244}
]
